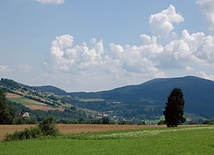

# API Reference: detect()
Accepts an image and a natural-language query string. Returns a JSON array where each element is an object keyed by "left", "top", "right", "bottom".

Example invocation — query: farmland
[
  {"left": 0, "top": 125, "right": 213, "bottom": 154},
  {"left": 6, "top": 93, "right": 63, "bottom": 111},
  {"left": 0, "top": 124, "right": 164, "bottom": 142}
]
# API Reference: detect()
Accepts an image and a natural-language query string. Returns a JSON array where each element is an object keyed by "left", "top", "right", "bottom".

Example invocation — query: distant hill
[
  {"left": 71, "top": 76, "right": 214, "bottom": 120},
  {"left": 1, "top": 76, "right": 214, "bottom": 122},
  {"left": 32, "top": 85, "right": 67, "bottom": 95}
]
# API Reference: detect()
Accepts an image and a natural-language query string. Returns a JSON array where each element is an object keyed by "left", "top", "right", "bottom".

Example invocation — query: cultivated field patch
[
  {"left": 6, "top": 93, "right": 63, "bottom": 111},
  {"left": 6, "top": 93, "right": 21, "bottom": 98}
]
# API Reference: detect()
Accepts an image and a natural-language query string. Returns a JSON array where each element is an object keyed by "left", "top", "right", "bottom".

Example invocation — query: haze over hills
[{"left": 1, "top": 76, "right": 214, "bottom": 122}]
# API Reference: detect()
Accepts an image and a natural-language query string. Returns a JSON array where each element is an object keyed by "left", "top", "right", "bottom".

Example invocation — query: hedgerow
[{"left": 3, "top": 116, "right": 59, "bottom": 142}]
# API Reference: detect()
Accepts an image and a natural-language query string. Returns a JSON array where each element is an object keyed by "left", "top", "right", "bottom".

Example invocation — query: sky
[{"left": 0, "top": 0, "right": 214, "bottom": 92}]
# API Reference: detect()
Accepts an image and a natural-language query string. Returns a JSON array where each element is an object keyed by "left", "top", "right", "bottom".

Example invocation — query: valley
[{"left": 1, "top": 76, "right": 214, "bottom": 124}]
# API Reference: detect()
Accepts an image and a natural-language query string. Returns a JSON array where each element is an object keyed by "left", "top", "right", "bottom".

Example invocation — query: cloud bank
[
  {"left": 197, "top": 0, "right": 214, "bottom": 34},
  {"left": 44, "top": 5, "right": 214, "bottom": 91},
  {"left": 35, "top": 0, "right": 64, "bottom": 5}
]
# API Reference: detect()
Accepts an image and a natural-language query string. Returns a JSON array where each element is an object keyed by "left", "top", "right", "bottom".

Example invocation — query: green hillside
[
  {"left": 1, "top": 76, "right": 214, "bottom": 123},
  {"left": 70, "top": 76, "right": 214, "bottom": 121},
  {"left": 0, "top": 78, "right": 87, "bottom": 122}
]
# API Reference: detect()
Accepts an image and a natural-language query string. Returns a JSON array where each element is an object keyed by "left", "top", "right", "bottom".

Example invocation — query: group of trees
[{"left": 0, "top": 89, "right": 37, "bottom": 124}]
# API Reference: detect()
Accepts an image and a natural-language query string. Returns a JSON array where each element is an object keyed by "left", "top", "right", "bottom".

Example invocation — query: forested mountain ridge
[
  {"left": 70, "top": 76, "right": 214, "bottom": 120},
  {"left": 1, "top": 76, "right": 214, "bottom": 123}
]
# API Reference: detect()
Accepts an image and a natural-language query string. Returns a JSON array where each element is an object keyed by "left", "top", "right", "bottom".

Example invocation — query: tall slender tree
[
  {"left": 0, "top": 89, "right": 10, "bottom": 124},
  {"left": 163, "top": 88, "right": 186, "bottom": 127}
]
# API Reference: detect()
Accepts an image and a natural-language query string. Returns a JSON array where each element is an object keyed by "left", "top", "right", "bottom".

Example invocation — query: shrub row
[
  {"left": 3, "top": 116, "right": 60, "bottom": 142},
  {"left": 3, "top": 127, "right": 41, "bottom": 142}
]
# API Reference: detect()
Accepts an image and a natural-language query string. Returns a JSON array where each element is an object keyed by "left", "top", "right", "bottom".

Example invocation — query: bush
[
  {"left": 3, "top": 127, "right": 41, "bottom": 142},
  {"left": 157, "top": 120, "right": 166, "bottom": 125},
  {"left": 3, "top": 116, "right": 59, "bottom": 142},
  {"left": 138, "top": 121, "right": 146, "bottom": 125},
  {"left": 38, "top": 116, "right": 59, "bottom": 136},
  {"left": 203, "top": 120, "right": 214, "bottom": 125}
]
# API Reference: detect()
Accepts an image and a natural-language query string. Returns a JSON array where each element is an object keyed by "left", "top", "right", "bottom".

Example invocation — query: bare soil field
[
  {"left": 0, "top": 124, "right": 166, "bottom": 141},
  {"left": 6, "top": 93, "right": 21, "bottom": 98}
]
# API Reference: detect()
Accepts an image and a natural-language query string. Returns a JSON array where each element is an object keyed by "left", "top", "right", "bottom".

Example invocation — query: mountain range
[{"left": 1, "top": 76, "right": 214, "bottom": 122}]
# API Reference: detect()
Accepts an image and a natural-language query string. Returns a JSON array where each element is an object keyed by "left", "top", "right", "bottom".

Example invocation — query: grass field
[
  {"left": 0, "top": 124, "right": 164, "bottom": 142},
  {"left": 0, "top": 125, "right": 213, "bottom": 155}
]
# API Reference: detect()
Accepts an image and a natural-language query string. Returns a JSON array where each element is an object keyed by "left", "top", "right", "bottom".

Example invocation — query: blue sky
[{"left": 0, "top": 0, "right": 214, "bottom": 92}]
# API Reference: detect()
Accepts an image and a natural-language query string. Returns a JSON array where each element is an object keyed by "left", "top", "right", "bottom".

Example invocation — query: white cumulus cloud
[
  {"left": 43, "top": 5, "right": 214, "bottom": 91},
  {"left": 149, "top": 5, "right": 184, "bottom": 38},
  {"left": 35, "top": 0, "right": 64, "bottom": 5},
  {"left": 197, "top": 0, "right": 214, "bottom": 33},
  {"left": 45, "top": 34, "right": 104, "bottom": 72}
]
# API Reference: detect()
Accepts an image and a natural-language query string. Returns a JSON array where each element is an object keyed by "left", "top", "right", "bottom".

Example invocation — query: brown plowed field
[{"left": 0, "top": 124, "right": 166, "bottom": 141}]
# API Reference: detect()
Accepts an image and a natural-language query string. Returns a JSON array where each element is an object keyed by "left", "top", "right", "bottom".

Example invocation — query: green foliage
[
  {"left": 163, "top": 88, "right": 186, "bottom": 127},
  {"left": 137, "top": 120, "right": 146, "bottom": 125},
  {"left": 0, "top": 89, "right": 39, "bottom": 125},
  {"left": 0, "top": 89, "right": 16, "bottom": 124},
  {"left": 7, "top": 100, "right": 87, "bottom": 123},
  {"left": 203, "top": 119, "right": 214, "bottom": 125},
  {"left": 13, "top": 117, "right": 38, "bottom": 125},
  {"left": 118, "top": 119, "right": 133, "bottom": 125},
  {"left": 0, "top": 78, "right": 20, "bottom": 89},
  {"left": 71, "top": 76, "right": 214, "bottom": 120},
  {"left": 32, "top": 85, "right": 67, "bottom": 95},
  {"left": 38, "top": 116, "right": 59, "bottom": 136},
  {"left": 3, "top": 127, "right": 41, "bottom": 142},
  {"left": 2, "top": 76, "right": 214, "bottom": 124},
  {"left": 0, "top": 89, "right": 10, "bottom": 124},
  {"left": 3, "top": 116, "right": 59, "bottom": 142},
  {"left": 101, "top": 117, "right": 115, "bottom": 124},
  {"left": 71, "top": 98, "right": 163, "bottom": 120},
  {"left": 157, "top": 120, "right": 166, "bottom": 125}
]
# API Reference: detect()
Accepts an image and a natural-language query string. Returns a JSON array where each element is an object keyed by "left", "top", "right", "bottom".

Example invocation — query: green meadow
[
  {"left": 0, "top": 126, "right": 213, "bottom": 155},
  {"left": 8, "top": 96, "right": 29, "bottom": 106}
]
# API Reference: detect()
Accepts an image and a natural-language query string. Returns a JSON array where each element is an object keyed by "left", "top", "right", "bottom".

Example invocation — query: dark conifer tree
[
  {"left": 0, "top": 89, "right": 10, "bottom": 124},
  {"left": 163, "top": 88, "right": 186, "bottom": 127}
]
